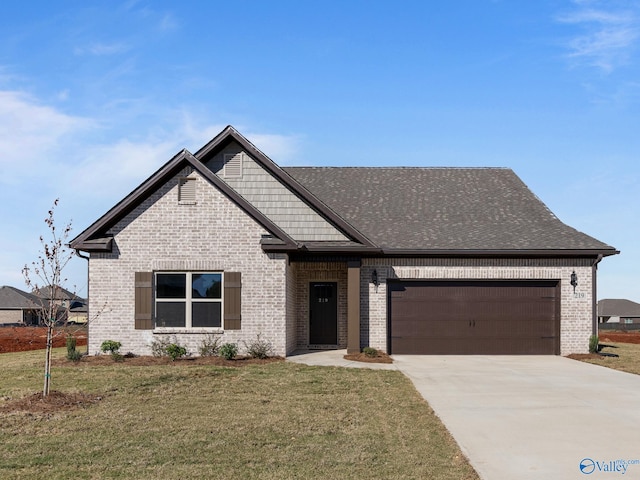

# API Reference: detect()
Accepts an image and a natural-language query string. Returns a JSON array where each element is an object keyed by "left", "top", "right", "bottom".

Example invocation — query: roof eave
[{"left": 378, "top": 248, "right": 620, "bottom": 258}]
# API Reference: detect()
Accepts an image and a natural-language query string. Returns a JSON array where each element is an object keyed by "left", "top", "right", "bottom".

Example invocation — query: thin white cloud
[
  {"left": 556, "top": 2, "right": 640, "bottom": 72},
  {"left": 244, "top": 132, "right": 302, "bottom": 165},
  {"left": 0, "top": 90, "right": 91, "bottom": 170},
  {"left": 74, "top": 42, "right": 130, "bottom": 56}
]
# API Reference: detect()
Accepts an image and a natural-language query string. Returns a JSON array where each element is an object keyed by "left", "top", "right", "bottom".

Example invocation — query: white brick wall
[{"left": 88, "top": 167, "right": 288, "bottom": 357}]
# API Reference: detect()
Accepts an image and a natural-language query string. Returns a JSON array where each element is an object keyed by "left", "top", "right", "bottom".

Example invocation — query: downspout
[
  {"left": 592, "top": 254, "right": 603, "bottom": 337},
  {"left": 75, "top": 250, "right": 90, "bottom": 354}
]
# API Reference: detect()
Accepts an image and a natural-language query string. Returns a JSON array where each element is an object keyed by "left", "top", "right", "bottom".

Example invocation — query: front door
[{"left": 309, "top": 282, "right": 338, "bottom": 345}]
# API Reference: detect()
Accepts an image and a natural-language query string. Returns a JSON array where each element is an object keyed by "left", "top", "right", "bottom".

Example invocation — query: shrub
[
  {"left": 100, "top": 340, "right": 122, "bottom": 355},
  {"left": 198, "top": 334, "right": 221, "bottom": 357},
  {"left": 166, "top": 343, "right": 187, "bottom": 361},
  {"left": 362, "top": 347, "right": 378, "bottom": 358},
  {"left": 150, "top": 337, "right": 172, "bottom": 357},
  {"left": 219, "top": 343, "right": 238, "bottom": 360},
  {"left": 244, "top": 334, "right": 274, "bottom": 359},
  {"left": 66, "top": 336, "right": 82, "bottom": 361},
  {"left": 150, "top": 337, "right": 188, "bottom": 359},
  {"left": 589, "top": 335, "right": 599, "bottom": 354},
  {"left": 101, "top": 340, "right": 123, "bottom": 362}
]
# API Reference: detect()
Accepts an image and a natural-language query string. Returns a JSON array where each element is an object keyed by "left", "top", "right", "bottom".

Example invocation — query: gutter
[
  {"left": 75, "top": 249, "right": 90, "bottom": 355},
  {"left": 592, "top": 254, "right": 604, "bottom": 338}
]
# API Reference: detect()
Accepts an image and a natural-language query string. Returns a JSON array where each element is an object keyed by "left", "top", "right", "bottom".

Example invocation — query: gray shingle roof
[
  {"left": 0, "top": 286, "right": 41, "bottom": 309},
  {"left": 284, "top": 167, "right": 615, "bottom": 252},
  {"left": 598, "top": 299, "right": 640, "bottom": 317}
]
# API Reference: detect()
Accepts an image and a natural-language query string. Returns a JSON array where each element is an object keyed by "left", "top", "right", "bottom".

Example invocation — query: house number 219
[{"left": 574, "top": 292, "right": 585, "bottom": 298}]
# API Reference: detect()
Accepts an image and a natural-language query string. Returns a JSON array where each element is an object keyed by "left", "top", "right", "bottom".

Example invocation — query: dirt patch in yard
[
  {"left": 0, "top": 391, "right": 103, "bottom": 415},
  {"left": 0, "top": 326, "right": 87, "bottom": 354},
  {"left": 599, "top": 331, "right": 640, "bottom": 344}
]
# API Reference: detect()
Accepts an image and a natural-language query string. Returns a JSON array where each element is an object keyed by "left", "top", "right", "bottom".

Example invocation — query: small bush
[
  {"left": 589, "top": 335, "right": 599, "bottom": 354},
  {"left": 219, "top": 343, "right": 238, "bottom": 360},
  {"left": 66, "top": 336, "right": 82, "bottom": 361},
  {"left": 244, "top": 334, "right": 274, "bottom": 359},
  {"left": 100, "top": 340, "right": 122, "bottom": 355},
  {"left": 362, "top": 347, "right": 378, "bottom": 358},
  {"left": 150, "top": 337, "right": 172, "bottom": 357},
  {"left": 166, "top": 343, "right": 187, "bottom": 361},
  {"left": 198, "top": 334, "right": 221, "bottom": 357}
]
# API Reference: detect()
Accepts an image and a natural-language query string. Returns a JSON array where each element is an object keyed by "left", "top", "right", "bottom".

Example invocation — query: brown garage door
[{"left": 389, "top": 280, "right": 560, "bottom": 355}]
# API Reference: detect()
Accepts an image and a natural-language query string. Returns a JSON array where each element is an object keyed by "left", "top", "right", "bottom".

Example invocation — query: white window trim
[{"left": 154, "top": 272, "right": 223, "bottom": 331}]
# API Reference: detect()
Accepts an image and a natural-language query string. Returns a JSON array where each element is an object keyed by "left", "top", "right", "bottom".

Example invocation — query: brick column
[{"left": 347, "top": 260, "right": 361, "bottom": 354}]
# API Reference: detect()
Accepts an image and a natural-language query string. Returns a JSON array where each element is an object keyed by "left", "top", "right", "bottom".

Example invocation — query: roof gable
[{"left": 70, "top": 147, "right": 298, "bottom": 252}]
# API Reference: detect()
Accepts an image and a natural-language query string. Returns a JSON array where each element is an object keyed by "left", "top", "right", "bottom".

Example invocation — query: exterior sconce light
[
  {"left": 371, "top": 269, "right": 379, "bottom": 292},
  {"left": 570, "top": 270, "right": 578, "bottom": 293}
]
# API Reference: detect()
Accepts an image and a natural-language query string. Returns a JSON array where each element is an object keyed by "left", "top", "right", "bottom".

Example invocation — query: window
[
  {"left": 623, "top": 318, "right": 634, "bottom": 324},
  {"left": 155, "top": 272, "right": 222, "bottom": 328}
]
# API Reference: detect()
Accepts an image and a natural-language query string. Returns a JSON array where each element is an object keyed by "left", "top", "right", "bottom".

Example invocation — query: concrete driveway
[{"left": 392, "top": 355, "right": 640, "bottom": 480}]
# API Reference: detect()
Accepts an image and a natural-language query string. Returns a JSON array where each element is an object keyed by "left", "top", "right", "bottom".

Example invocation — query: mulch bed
[
  {"left": 52, "top": 355, "right": 284, "bottom": 367},
  {"left": 344, "top": 351, "right": 393, "bottom": 363}
]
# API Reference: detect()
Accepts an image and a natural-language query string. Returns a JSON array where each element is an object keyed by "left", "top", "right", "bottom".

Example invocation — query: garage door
[{"left": 388, "top": 280, "right": 560, "bottom": 355}]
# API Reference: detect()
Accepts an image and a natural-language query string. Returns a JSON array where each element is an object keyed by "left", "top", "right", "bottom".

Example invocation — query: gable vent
[
  {"left": 223, "top": 153, "right": 243, "bottom": 178},
  {"left": 178, "top": 177, "right": 196, "bottom": 204}
]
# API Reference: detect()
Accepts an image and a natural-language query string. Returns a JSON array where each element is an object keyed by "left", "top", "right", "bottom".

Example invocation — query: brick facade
[
  {"left": 86, "top": 170, "right": 597, "bottom": 357},
  {"left": 88, "top": 167, "right": 289, "bottom": 357}
]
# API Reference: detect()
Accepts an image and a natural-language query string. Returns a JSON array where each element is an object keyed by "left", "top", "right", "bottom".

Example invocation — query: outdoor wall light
[
  {"left": 570, "top": 270, "right": 578, "bottom": 293},
  {"left": 371, "top": 269, "right": 379, "bottom": 292}
]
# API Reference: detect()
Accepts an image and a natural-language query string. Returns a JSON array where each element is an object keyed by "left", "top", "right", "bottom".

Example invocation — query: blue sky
[{"left": 0, "top": 0, "right": 638, "bottom": 301}]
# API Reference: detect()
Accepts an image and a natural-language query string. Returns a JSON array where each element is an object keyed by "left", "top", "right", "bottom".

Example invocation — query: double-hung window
[{"left": 155, "top": 272, "right": 222, "bottom": 328}]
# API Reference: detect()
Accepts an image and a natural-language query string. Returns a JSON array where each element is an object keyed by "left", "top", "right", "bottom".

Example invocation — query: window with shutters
[
  {"left": 223, "top": 153, "right": 243, "bottom": 178},
  {"left": 155, "top": 272, "right": 222, "bottom": 328},
  {"left": 178, "top": 177, "right": 196, "bottom": 204}
]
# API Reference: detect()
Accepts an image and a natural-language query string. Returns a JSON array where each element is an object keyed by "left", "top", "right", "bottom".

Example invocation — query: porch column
[{"left": 347, "top": 260, "right": 361, "bottom": 354}]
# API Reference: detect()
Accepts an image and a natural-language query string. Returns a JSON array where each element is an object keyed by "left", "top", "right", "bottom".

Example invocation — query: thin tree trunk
[{"left": 43, "top": 324, "right": 53, "bottom": 396}]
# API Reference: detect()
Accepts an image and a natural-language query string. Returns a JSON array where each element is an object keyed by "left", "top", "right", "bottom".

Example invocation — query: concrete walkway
[{"left": 288, "top": 351, "right": 640, "bottom": 480}]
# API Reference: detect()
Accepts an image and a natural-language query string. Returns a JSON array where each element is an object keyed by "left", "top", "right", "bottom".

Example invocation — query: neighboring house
[
  {"left": 68, "top": 300, "right": 88, "bottom": 324},
  {"left": 0, "top": 286, "right": 42, "bottom": 325},
  {"left": 598, "top": 299, "right": 640, "bottom": 324},
  {"left": 70, "top": 126, "right": 618, "bottom": 356}
]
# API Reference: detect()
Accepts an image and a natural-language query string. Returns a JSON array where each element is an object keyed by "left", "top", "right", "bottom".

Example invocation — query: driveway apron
[{"left": 392, "top": 356, "right": 640, "bottom": 480}]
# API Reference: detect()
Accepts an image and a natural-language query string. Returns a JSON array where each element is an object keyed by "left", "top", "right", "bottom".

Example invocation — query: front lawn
[
  {"left": 572, "top": 342, "right": 640, "bottom": 375},
  {"left": 0, "top": 349, "right": 478, "bottom": 480}
]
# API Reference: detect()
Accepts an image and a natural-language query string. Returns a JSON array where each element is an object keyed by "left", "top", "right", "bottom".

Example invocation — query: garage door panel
[{"left": 389, "top": 280, "right": 560, "bottom": 355}]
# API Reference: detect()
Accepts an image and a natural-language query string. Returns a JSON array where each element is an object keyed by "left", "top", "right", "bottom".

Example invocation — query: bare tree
[{"left": 22, "top": 199, "right": 75, "bottom": 397}]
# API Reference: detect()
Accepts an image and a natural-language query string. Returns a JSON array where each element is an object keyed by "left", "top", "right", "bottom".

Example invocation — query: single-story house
[
  {"left": 0, "top": 286, "right": 43, "bottom": 325},
  {"left": 70, "top": 126, "right": 618, "bottom": 356},
  {"left": 598, "top": 299, "right": 640, "bottom": 324}
]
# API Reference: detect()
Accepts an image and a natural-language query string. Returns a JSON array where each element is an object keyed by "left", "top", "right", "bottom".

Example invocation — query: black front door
[{"left": 309, "top": 282, "right": 338, "bottom": 345}]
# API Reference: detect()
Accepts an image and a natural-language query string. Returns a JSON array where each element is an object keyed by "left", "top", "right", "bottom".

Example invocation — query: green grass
[
  {"left": 0, "top": 349, "right": 478, "bottom": 480},
  {"left": 576, "top": 341, "right": 640, "bottom": 375}
]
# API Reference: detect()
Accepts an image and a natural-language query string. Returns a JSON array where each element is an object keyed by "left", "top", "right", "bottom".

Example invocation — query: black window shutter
[
  {"left": 134, "top": 272, "right": 153, "bottom": 330},
  {"left": 224, "top": 272, "right": 241, "bottom": 330}
]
